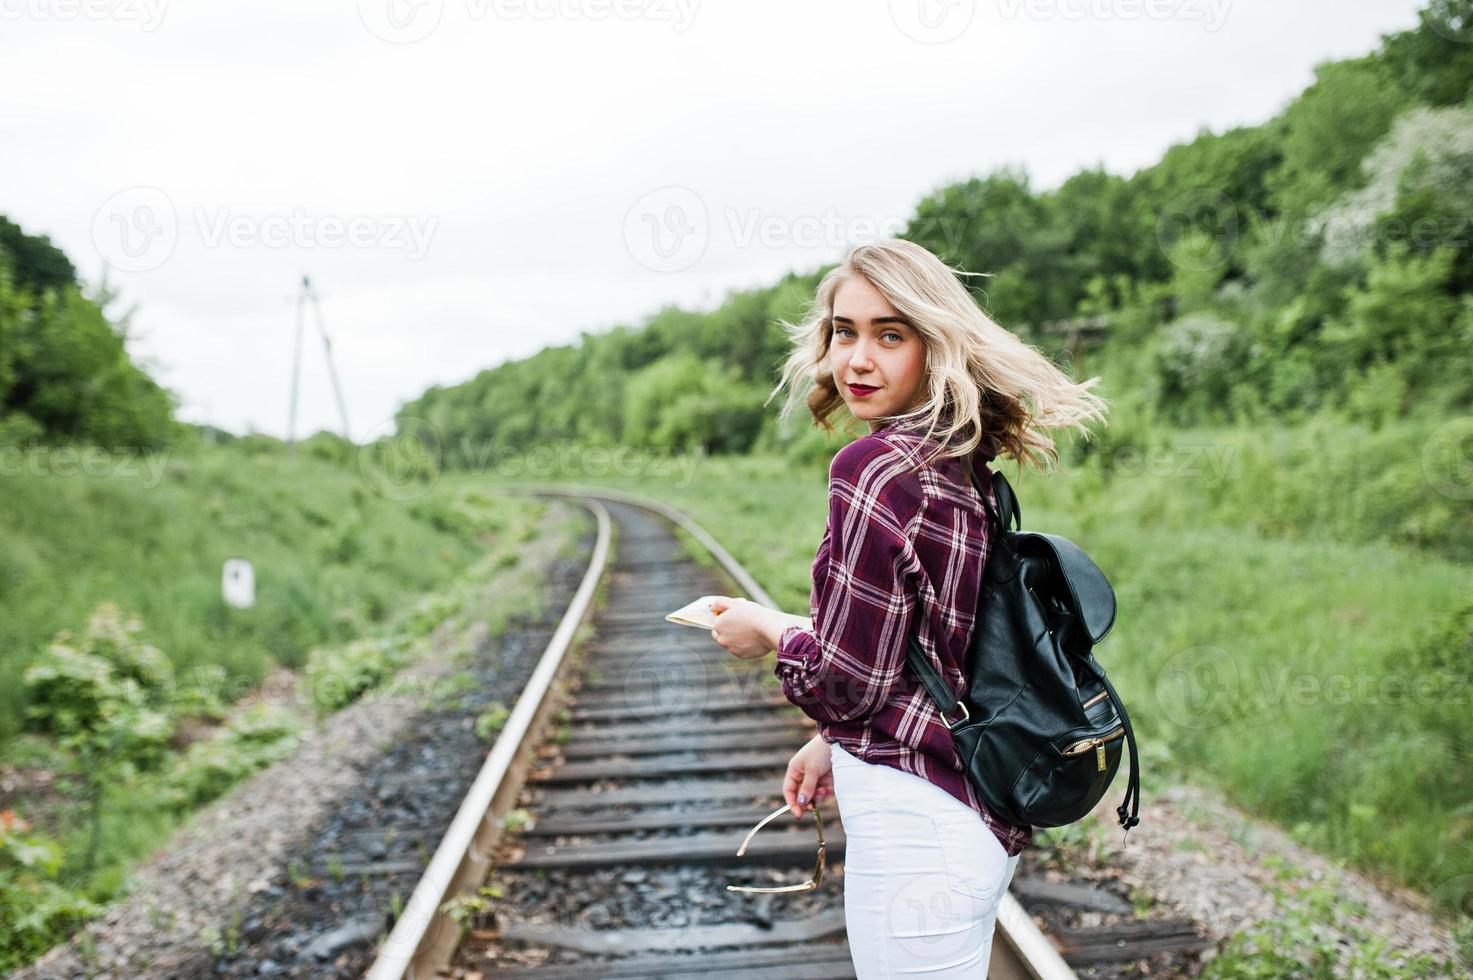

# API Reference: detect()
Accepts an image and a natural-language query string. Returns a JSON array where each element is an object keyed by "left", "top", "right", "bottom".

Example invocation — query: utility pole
[{"left": 286, "top": 274, "right": 351, "bottom": 455}]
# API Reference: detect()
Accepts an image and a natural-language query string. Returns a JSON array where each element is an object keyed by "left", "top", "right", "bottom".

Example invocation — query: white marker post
[{"left": 222, "top": 558, "right": 256, "bottom": 609}]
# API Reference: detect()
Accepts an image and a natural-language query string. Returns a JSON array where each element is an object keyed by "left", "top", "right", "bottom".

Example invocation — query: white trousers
[{"left": 829, "top": 741, "right": 1020, "bottom": 978}]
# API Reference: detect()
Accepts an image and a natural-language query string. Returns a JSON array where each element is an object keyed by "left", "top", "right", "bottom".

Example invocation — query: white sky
[{"left": 0, "top": 0, "right": 1427, "bottom": 439}]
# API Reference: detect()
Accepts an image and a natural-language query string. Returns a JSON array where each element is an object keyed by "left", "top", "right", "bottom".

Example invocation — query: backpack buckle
[{"left": 939, "top": 701, "right": 970, "bottom": 730}]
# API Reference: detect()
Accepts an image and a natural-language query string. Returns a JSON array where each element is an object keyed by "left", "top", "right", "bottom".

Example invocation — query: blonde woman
[{"left": 709, "top": 238, "right": 1108, "bottom": 977}]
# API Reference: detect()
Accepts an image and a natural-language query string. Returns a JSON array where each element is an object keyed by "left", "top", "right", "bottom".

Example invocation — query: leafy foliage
[
  {"left": 0, "top": 811, "right": 101, "bottom": 973},
  {"left": 397, "top": 5, "right": 1473, "bottom": 460},
  {"left": 0, "top": 222, "right": 175, "bottom": 450}
]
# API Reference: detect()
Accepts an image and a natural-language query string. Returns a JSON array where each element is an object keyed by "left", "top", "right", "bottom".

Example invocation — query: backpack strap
[
  {"left": 1082, "top": 656, "right": 1142, "bottom": 835},
  {"left": 904, "top": 635, "right": 970, "bottom": 730},
  {"left": 965, "top": 457, "right": 1020, "bottom": 537},
  {"left": 902, "top": 455, "right": 998, "bottom": 730}
]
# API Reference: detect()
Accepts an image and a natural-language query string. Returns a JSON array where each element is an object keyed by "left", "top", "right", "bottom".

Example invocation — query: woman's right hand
[{"left": 783, "top": 733, "right": 834, "bottom": 819}]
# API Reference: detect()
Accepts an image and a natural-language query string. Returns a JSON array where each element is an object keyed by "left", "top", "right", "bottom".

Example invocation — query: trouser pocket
[{"left": 932, "top": 808, "right": 1013, "bottom": 904}]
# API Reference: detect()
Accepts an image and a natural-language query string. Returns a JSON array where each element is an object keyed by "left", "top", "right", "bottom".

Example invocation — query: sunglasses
[{"left": 725, "top": 802, "right": 827, "bottom": 894}]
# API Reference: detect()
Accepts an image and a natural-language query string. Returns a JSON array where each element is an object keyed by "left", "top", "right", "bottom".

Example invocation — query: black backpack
[{"left": 904, "top": 464, "right": 1141, "bottom": 834}]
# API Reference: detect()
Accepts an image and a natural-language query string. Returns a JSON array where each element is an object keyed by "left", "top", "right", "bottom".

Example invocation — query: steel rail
[
  {"left": 364, "top": 497, "right": 612, "bottom": 980},
  {"left": 365, "top": 482, "right": 1077, "bottom": 980}
]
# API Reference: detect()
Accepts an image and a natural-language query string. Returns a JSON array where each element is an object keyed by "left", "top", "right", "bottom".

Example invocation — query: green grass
[
  {"left": 0, "top": 454, "right": 586, "bottom": 971},
  {"left": 0, "top": 441, "right": 536, "bottom": 744},
  {"left": 456, "top": 417, "right": 1473, "bottom": 918}
]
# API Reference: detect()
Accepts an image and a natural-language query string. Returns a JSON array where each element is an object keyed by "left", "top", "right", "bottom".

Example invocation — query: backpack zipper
[
  {"left": 1062, "top": 726, "right": 1124, "bottom": 757},
  {"left": 1081, "top": 690, "right": 1109, "bottom": 710}
]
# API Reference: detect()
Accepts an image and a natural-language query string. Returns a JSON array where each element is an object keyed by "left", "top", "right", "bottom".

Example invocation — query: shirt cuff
[{"left": 775, "top": 624, "right": 808, "bottom": 665}]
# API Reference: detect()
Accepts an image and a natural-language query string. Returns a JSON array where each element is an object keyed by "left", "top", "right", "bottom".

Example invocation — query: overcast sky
[{"left": 1, "top": 0, "right": 1427, "bottom": 440}]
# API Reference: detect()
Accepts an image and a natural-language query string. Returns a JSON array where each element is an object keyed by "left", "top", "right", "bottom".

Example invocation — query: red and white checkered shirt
[{"left": 774, "top": 418, "right": 1034, "bottom": 856}]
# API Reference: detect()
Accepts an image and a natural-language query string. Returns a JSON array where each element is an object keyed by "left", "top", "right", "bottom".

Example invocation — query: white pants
[{"left": 830, "top": 741, "right": 1021, "bottom": 978}]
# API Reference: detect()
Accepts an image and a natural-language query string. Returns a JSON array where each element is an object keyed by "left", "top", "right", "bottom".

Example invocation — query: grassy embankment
[
  {"left": 0, "top": 440, "right": 583, "bottom": 970},
  {"left": 463, "top": 413, "right": 1473, "bottom": 912}
]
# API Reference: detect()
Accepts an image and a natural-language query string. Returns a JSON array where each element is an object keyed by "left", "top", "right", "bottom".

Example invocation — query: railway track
[{"left": 363, "top": 486, "right": 1209, "bottom": 979}]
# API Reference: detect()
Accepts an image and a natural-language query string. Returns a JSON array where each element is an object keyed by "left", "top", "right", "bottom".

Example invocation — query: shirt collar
[{"left": 873, "top": 417, "right": 998, "bottom": 465}]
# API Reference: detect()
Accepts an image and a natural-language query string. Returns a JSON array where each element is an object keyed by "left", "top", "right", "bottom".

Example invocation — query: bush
[
  {"left": 1151, "top": 313, "right": 1247, "bottom": 424},
  {"left": 163, "top": 704, "right": 303, "bottom": 810},
  {"left": 304, "top": 637, "right": 407, "bottom": 715},
  {"left": 22, "top": 604, "right": 175, "bottom": 772},
  {"left": 0, "top": 812, "right": 101, "bottom": 974},
  {"left": 474, "top": 702, "right": 510, "bottom": 742}
]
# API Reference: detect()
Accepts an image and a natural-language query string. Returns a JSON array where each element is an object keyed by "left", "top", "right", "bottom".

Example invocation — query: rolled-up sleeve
[{"left": 774, "top": 439, "right": 922, "bottom": 724}]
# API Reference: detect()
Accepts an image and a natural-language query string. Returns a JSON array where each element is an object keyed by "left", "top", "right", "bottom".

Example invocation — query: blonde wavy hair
[{"left": 767, "top": 238, "right": 1109, "bottom": 473}]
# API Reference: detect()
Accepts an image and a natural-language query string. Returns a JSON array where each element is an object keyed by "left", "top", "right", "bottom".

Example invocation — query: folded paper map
[{"left": 664, "top": 595, "right": 733, "bottom": 630}]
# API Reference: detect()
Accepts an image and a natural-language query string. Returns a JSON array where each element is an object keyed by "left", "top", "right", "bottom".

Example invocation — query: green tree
[
  {"left": 22, "top": 604, "right": 176, "bottom": 873},
  {"left": 1379, "top": 0, "right": 1473, "bottom": 107},
  {"left": 1265, "top": 56, "right": 1409, "bottom": 217}
]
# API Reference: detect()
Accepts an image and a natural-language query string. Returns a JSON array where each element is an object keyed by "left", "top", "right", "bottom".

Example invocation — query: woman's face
[{"left": 829, "top": 274, "right": 928, "bottom": 430}]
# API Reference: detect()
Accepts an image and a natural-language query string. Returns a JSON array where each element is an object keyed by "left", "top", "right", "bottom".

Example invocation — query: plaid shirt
[{"left": 774, "top": 419, "right": 1033, "bottom": 856}]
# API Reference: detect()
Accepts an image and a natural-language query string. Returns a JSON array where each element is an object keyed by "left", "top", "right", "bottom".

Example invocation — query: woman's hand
[
  {"left": 708, "top": 596, "right": 778, "bottom": 661},
  {"left": 783, "top": 733, "right": 834, "bottom": 819}
]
